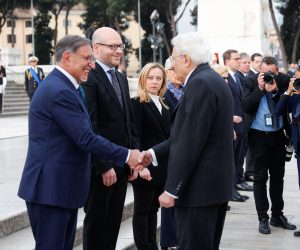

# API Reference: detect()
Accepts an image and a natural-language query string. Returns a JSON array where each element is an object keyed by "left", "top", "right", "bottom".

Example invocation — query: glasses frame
[
  {"left": 169, "top": 55, "right": 184, "bottom": 63},
  {"left": 96, "top": 43, "right": 125, "bottom": 51}
]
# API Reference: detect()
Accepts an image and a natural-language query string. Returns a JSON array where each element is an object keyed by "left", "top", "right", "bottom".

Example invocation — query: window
[
  {"left": 26, "top": 35, "right": 32, "bottom": 43},
  {"left": 25, "top": 21, "right": 32, "bottom": 27},
  {"left": 7, "top": 34, "right": 16, "bottom": 43},
  {"left": 63, "top": 19, "right": 71, "bottom": 27},
  {"left": 7, "top": 20, "right": 16, "bottom": 27}
]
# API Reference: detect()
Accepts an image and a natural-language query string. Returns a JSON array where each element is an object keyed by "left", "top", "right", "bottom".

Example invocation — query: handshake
[{"left": 127, "top": 150, "right": 153, "bottom": 171}]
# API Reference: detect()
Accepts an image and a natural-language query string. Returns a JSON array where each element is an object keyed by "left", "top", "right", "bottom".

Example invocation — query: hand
[
  {"left": 127, "top": 149, "right": 143, "bottom": 170},
  {"left": 257, "top": 72, "right": 266, "bottom": 91},
  {"left": 128, "top": 170, "right": 138, "bottom": 181},
  {"left": 286, "top": 78, "right": 295, "bottom": 95},
  {"left": 159, "top": 192, "right": 175, "bottom": 208},
  {"left": 101, "top": 168, "right": 117, "bottom": 187},
  {"left": 138, "top": 168, "right": 152, "bottom": 181},
  {"left": 264, "top": 79, "right": 278, "bottom": 93},
  {"left": 233, "top": 115, "right": 242, "bottom": 123},
  {"left": 138, "top": 150, "right": 153, "bottom": 167}
]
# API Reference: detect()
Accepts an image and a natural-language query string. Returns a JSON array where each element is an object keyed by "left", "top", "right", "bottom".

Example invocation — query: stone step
[
  {"left": 2, "top": 107, "right": 29, "bottom": 113},
  {"left": 4, "top": 90, "right": 27, "bottom": 95},
  {"left": 0, "top": 111, "right": 29, "bottom": 117},
  {"left": 3, "top": 94, "right": 29, "bottom": 99},
  {"left": 0, "top": 185, "right": 134, "bottom": 249},
  {"left": 4, "top": 102, "right": 30, "bottom": 108},
  {"left": 3, "top": 98, "right": 29, "bottom": 104}
]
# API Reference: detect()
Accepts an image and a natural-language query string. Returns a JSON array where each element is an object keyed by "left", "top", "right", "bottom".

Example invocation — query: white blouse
[{"left": 148, "top": 93, "right": 162, "bottom": 114}]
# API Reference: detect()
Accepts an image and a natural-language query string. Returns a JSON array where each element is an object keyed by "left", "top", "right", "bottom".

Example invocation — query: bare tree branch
[{"left": 175, "top": 0, "right": 191, "bottom": 25}]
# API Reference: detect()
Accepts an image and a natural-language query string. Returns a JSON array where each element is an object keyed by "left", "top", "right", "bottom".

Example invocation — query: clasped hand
[{"left": 127, "top": 150, "right": 153, "bottom": 171}]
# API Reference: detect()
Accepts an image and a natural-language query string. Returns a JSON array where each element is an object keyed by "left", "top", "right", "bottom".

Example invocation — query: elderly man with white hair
[{"left": 140, "top": 32, "right": 235, "bottom": 249}]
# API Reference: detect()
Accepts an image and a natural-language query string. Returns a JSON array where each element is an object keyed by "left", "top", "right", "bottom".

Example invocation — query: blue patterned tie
[
  {"left": 107, "top": 69, "right": 123, "bottom": 109},
  {"left": 77, "top": 85, "right": 87, "bottom": 109}
]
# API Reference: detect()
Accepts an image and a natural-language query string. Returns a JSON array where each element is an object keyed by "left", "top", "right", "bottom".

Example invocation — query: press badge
[{"left": 264, "top": 113, "right": 273, "bottom": 126}]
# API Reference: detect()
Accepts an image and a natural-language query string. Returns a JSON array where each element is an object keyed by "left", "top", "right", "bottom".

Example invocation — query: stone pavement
[{"left": 0, "top": 116, "right": 300, "bottom": 249}]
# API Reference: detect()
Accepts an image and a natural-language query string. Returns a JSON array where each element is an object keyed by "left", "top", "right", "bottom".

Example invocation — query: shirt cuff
[
  {"left": 148, "top": 148, "right": 158, "bottom": 166},
  {"left": 125, "top": 150, "right": 130, "bottom": 163},
  {"left": 165, "top": 190, "right": 178, "bottom": 199}
]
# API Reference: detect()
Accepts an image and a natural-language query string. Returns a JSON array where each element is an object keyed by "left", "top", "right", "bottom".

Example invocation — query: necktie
[
  {"left": 234, "top": 73, "right": 243, "bottom": 95},
  {"left": 265, "top": 92, "right": 278, "bottom": 130},
  {"left": 107, "top": 69, "right": 123, "bottom": 108},
  {"left": 77, "top": 85, "right": 87, "bottom": 108}
]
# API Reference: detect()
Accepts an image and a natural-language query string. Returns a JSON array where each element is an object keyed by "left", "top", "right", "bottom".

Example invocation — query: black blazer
[
  {"left": 131, "top": 97, "right": 170, "bottom": 186},
  {"left": 0, "top": 66, "right": 6, "bottom": 85},
  {"left": 227, "top": 74, "right": 244, "bottom": 134},
  {"left": 153, "top": 64, "right": 234, "bottom": 207},
  {"left": 241, "top": 72, "right": 290, "bottom": 134},
  {"left": 164, "top": 89, "right": 180, "bottom": 114},
  {"left": 83, "top": 63, "right": 138, "bottom": 175}
]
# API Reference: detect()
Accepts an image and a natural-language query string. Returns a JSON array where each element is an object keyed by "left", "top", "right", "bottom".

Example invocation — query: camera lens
[
  {"left": 293, "top": 78, "right": 300, "bottom": 91},
  {"left": 263, "top": 72, "right": 274, "bottom": 84}
]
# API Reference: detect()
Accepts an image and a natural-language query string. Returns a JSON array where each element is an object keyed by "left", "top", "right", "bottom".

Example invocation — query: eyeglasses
[
  {"left": 169, "top": 55, "right": 183, "bottom": 62},
  {"left": 96, "top": 43, "right": 125, "bottom": 51}
]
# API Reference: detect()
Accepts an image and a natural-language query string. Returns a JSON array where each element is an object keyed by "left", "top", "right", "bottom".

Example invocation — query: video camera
[{"left": 293, "top": 78, "right": 300, "bottom": 91}]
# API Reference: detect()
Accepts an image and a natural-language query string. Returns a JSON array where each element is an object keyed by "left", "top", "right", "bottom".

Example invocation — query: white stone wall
[{"left": 197, "top": 0, "right": 276, "bottom": 60}]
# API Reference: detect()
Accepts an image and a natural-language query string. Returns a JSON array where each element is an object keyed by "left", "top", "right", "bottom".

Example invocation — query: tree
[
  {"left": 64, "top": 0, "right": 80, "bottom": 35},
  {"left": 34, "top": 2, "right": 54, "bottom": 64},
  {"left": 268, "top": 0, "right": 288, "bottom": 71},
  {"left": 0, "top": 1, "right": 11, "bottom": 34},
  {"left": 79, "top": 0, "right": 136, "bottom": 65},
  {"left": 276, "top": 0, "right": 300, "bottom": 64}
]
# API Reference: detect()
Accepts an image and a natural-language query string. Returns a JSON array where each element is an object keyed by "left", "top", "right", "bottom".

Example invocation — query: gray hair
[
  {"left": 55, "top": 35, "right": 91, "bottom": 63},
  {"left": 240, "top": 52, "right": 250, "bottom": 59},
  {"left": 171, "top": 32, "right": 211, "bottom": 65}
]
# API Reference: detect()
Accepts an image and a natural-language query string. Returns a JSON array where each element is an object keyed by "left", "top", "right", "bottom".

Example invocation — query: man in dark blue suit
[{"left": 18, "top": 35, "right": 144, "bottom": 250}]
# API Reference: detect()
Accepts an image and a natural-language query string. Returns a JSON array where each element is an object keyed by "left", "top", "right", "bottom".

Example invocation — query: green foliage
[
  {"left": 276, "top": 0, "right": 300, "bottom": 63},
  {"left": 34, "top": 3, "right": 54, "bottom": 64}
]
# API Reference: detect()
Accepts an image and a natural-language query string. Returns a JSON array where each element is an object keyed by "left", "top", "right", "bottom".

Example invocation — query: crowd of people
[{"left": 16, "top": 27, "right": 300, "bottom": 250}]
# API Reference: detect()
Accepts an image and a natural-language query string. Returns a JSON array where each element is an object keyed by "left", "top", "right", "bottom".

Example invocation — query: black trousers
[
  {"left": 26, "top": 202, "right": 78, "bottom": 250},
  {"left": 0, "top": 93, "right": 2, "bottom": 112},
  {"left": 175, "top": 202, "right": 228, "bottom": 250},
  {"left": 132, "top": 185, "right": 164, "bottom": 250},
  {"left": 83, "top": 169, "right": 128, "bottom": 250},
  {"left": 248, "top": 129, "right": 285, "bottom": 220},
  {"left": 160, "top": 207, "right": 177, "bottom": 248},
  {"left": 234, "top": 133, "right": 247, "bottom": 184}
]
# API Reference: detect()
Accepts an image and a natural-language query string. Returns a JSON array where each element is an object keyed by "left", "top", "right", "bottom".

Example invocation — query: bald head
[{"left": 92, "top": 27, "right": 121, "bottom": 45}]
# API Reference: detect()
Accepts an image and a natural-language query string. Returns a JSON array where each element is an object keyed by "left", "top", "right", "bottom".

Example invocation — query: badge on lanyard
[{"left": 264, "top": 113, "right": 273, "bottom": 126}]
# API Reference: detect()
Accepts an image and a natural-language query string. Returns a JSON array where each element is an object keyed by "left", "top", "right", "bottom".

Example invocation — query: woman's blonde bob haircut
[{"left": 136, "top": 62, "right": 167, "bottom": 103}]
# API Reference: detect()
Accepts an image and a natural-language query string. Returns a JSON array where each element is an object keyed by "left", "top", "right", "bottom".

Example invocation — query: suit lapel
[
  {"left": 93, "top": 64, "right": 124, "bottom": 113},
  {"left": 147, "top": 101, "right": 169, "bottom": 136}
]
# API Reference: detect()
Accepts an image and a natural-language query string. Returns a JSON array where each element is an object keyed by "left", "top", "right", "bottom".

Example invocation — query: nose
[{"left": 89, "top": 60, "right": 96, "bottom": 69}]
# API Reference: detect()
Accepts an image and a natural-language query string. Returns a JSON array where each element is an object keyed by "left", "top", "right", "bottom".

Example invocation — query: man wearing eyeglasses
[{"left": 82, "top": 27, "right": 139, "bottom": 250}]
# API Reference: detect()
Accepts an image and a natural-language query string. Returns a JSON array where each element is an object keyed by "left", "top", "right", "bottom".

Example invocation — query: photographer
[
  {"left": 275, "top": 66, "right": 300, "bottom": 237},
  {"left": 242, "top": 56, "right": 296, "bottom": 235}
]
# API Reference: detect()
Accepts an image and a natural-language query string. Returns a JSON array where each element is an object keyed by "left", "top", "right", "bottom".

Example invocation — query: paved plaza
[{"left": 0, "top": 116, "right": 300, "bottom": 249}]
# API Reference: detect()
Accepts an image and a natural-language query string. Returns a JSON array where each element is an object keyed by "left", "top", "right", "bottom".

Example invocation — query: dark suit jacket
[
  {"left": 164, "top": 89, "right": 180, "bottom": 114},
  {"left": 131, "top": 97, "right": 170, "bottom": 186},
  {"left": 82, "top": 63, "right": 138, "bottom": 176},
  {"left": 0, "top": 66, "right": 6, "bottom": 86},
  {"left": 241, "top": 72, "right": 290, "bottom": 134},
  {"left": 276, "top": 94, "right": 300, "bottom": 153},
  {"left": 227, "top": 74, "right": 244, "bottom": 134},
  {"left": 153, "top": 64, "right": 234, "bottom": 207},
  {"left": 18, "top": 68, "right": 128, "bottom": 209},
  {"left": 25, "top": 67, "right": 45, "bottom": 98}
]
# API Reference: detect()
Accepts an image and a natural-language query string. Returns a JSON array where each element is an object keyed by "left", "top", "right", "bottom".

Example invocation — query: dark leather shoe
[
  {"left": 245, "top": 175, "right": 254, "bottom": 182},
  {"left": 235, "top": 189, "right": 249, "bottom": 200},
  {"left": 236, "top": 182, "right": 253, "bottom": 191},
  {"left": 294, "top": 230, "right": 300, "bottom": 237},
  {"left": 231, "top": 190, "right": 246, "bottom": 202},
  {"left": 270, "top": 215, "right": 297, "bottom": 230},
  {"left": 259, "top": 218, "right": 271, "bottom": 234}
]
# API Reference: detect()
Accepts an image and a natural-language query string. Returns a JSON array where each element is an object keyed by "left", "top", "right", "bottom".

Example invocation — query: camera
[
  {"left": 263, "top": 71, "right": 276, "bottom": 84},
  {"left": 293, "top": 78, "right": 300, "bottom": 91}
]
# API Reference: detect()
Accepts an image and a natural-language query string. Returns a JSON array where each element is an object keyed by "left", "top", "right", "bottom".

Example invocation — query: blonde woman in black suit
[{"left": 131, "top": 63, "right": 170, "bottom": 250}]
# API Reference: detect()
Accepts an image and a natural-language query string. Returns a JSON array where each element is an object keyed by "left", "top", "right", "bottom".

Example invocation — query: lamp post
[{"left": 31, "top": 0, "right": 35, "bottom": 56}]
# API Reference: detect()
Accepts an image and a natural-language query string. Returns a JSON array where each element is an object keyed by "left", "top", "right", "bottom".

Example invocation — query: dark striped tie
[
  {"left": 107, "top": 69, "right": 123, "bottom": 109},
  {"left": 77, "top": 85, "right": 87, "bottom": 108}
]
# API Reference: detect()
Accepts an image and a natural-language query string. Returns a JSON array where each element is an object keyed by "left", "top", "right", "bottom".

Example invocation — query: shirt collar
[
  {"left": 183, "top": 67, "right": 196, "bottom": 87},
  {"left": 55, "top": 65, "right": 80, "bottom": 90},
  {"left": 96, "top": 60, "right": 115, "bottom": 72}
]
